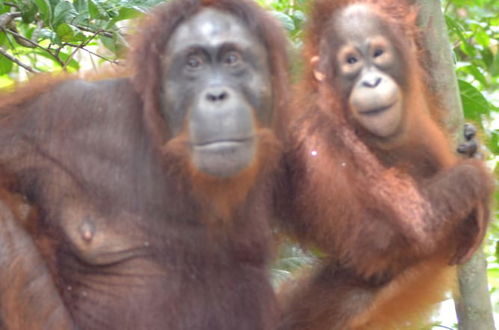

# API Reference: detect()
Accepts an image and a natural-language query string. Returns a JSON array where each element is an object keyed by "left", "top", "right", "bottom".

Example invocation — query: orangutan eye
[
  {"left": 374, "top": 49, "right": 384, "bottom": 57},
  {"left": 186, "top": 55, "right": 204, "bottom": 69},
  {"left": 223, "top": 51, "right": 242, "bottom": 66},
  {"left": 347, "top": 56, "right": 358, "bottom": 64}
]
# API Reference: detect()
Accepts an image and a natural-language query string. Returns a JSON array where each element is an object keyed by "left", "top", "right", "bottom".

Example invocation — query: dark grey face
[
  {"left": 327, "top": 4, "right": 408, "bottom": 138},
  {"left": 161, "top": 8, "right": 272, "bottom": 178}
]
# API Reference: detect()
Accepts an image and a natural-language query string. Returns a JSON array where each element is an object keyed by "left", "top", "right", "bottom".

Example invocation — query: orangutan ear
[{"left": 311, "top": 56, "right": 326, "bottom": 82}]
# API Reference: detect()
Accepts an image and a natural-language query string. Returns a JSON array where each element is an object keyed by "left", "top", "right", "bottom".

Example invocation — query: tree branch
[
  {"left": 3, "top": 29, "right": 65, "bottom": 68},
  {"left": 74, "top": 25, "right": 114, "bottom": 38},
  {"left": 0, "top": 12, "right": 21, "bottom": 29},
  {"left": 0, "top": 47, "right": 37, "bottom": 73},
  {"left": 63, "top": 43, "right": 119, "bottom": 64},
  {"left": 63, "top": 32, "right": 99, "bottom": 70},
  {"left": 414, "top": 1, "right": 495, "bottom": 329},
  {"left": 3, "top": 2, "right": 20, "bottom": 10}
]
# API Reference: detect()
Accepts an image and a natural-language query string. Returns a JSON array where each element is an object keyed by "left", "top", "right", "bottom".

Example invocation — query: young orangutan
[{"left": 275, "top": 0, "right": 494, "bottom": 329}]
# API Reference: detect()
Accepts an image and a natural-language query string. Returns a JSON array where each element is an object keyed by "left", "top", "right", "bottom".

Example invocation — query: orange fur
[
  {"left": 275, "top": 0, "right": 493, "bottom": 329},
  {"left": 0, "top": 74, "right": 73, "bottom": 113},
  {"left": 352, "top": 258, "right": 456, "bottom": 329},
  {"left": 163, "top": 128, "right": 282, "bottom": 226},
  {"left": 0, "top": 1, "right": 291, "bottom": 329}
]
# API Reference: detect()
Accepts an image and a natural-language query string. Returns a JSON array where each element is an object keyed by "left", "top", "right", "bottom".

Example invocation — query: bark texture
[{"left": 415, "top": 1, "right": 495, "bottom": 329}]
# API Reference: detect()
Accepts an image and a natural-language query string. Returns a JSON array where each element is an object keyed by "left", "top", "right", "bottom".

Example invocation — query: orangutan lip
[
  {"left": 194, "top": 137, "right": 254, "bottom": 148},
  {"left": 359, "top": 103, "right": 395, "bottom": 116}
]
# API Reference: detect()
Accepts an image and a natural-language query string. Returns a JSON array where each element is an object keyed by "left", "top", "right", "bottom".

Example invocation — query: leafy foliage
[
  {"left": 0, "top": 0, "right": 163, "bottom": 86},
  {"left": 257, "top": 0, "right": 307, "bottom": 42},
  {"left": 442, "top": 1, "right": 499, "bottom": 322}
]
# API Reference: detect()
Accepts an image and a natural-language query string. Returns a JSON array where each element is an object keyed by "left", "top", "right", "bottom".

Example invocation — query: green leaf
[
  {"left": 38, "top": 28, "right": 57, "bottom": 41},
  {"left": 111, "top": 6, "right": 143, "bottom": 24},
  {"left": 459, "top": 64, "right": 487, "bottom": 86},
  {"left": 100, "top": 34, "right": 116, "bottom": 53},
  {"left": 88, "top": 0, "right": 108, "bottom": 20},
  {"left": 71, "top": 13, "right": 90, "bottom": 26},
  {"left": 33, "top": 0, "right": 53, "bottom": 25},
  {"left": 58, "top": 52, "right": 80, "bottom": 71},
  {"left": 292, "top": 10, "right": 305, "bottom": 23},
  {"left": 53, "top": 1, "right": 77, "bottom": 27},
  {"left": 481, "top": 48, "right": 494, "bottom": 69},
  {"left": 474, "top": 28, "right": 490, "bottom": 48},
  {"left": 491, "top": 53, "right": 499, "bottom": 76},
  {"left": 446, "top": 15, "right": 476, "bottom": 57},
  {"left": 271, "top": 11, "right": 295, "bottom": 32},
  {"left": 33, "top": 49, "right": 80, "bottom": 70},
  {"left": 56, "top": 23, "right": 74, "bottom": 42},
  {"left": 0, "top": 76, "right": 14, "bottom": 89},
  {"left": 49, "top": 0, "right": 61, "bottom": 7},
  {"left": 458, "top": 79, "right": 490, "bottom": 122},
  {"left": 56, "top": 23, "right": 84, "bottom": 43},
  {"left": 74, "top": 0, "right": 88, "bottom": 12},
  {"left": 489, "top": 130, "right": 499, "bottom": 154},
  {"left": 18, "top": 1, "right": 37, "bottom": 24},
  {"left": 0, "top": 31, "right": 8, "bottom": 47},
  {"left": 0, "top": 55, "right": 13, "bottom": 75},
  {"left": 100, "top": 33, "right": 126, "bottom": 55},
  {"left": 488, "top": 267, "right": 499, "bottom": 287}
]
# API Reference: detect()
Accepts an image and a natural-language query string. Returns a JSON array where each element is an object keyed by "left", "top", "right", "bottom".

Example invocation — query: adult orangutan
[
  {"left": 0, "top": 0, "right": 289, "bottom": 329},
  {"left": 274, "top": 0, "right": 494, "bottom": 329}
]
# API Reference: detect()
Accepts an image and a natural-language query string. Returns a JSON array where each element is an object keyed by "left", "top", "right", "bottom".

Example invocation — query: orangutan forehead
[
  {"left": 329, "top": 4, "right": 391, "bottom": 45},
  {"left": 168, "top": 8, "right": 260, "bottom": 51}
]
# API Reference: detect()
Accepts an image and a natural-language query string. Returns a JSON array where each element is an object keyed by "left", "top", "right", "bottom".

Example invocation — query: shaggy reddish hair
[{"left": 129, "top": 0, "right": 290, "bottom": 142}]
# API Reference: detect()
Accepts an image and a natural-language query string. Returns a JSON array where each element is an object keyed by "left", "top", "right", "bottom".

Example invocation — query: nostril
[
  {"left": 363, "top": 76, "right": 382, "bottom": 88},
  {"left": 206, "top": 90, "right": 229, "bottom": 102},
  {"left": 218, "top": 91, "right": 228, "bottom": 101}
]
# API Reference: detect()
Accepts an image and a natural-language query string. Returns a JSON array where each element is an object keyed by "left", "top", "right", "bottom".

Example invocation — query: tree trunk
[
  {"left": 414, "top": 1, "right": 495, "bottom": 329},
  {"left": 456, "top": 250, "right": 496, "bottom": 330}
]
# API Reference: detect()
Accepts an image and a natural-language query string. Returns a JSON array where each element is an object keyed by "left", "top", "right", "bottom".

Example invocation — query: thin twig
[
  {"left": 75, "top": 25, "right": 114, "bottom": 38},
  {"left": 63, "top": 32, "right": 99, "bottom": 69},
  {"left": 0, "top": 47, "right": 37, "bottom": 73},
  {"left": 433, "top": 326, "right": 455, "bottom": 330},
  {"left": 4, "top": 29, "right": 65, "bottom": 67},
  {"left": 5, "top": 28, "right": 43, "bottom": 48},
  {"left": 63, "top": 42, "right": 118, "bottom": 64},
  {"left": 4, "top": 2, "right": 20, "bottom": 10},
  {"left": 0, "top": 12, "right": 21, "bottom": 28},
  {"left": 89, "top": 51, "right": 97, "bottom": 71}
]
